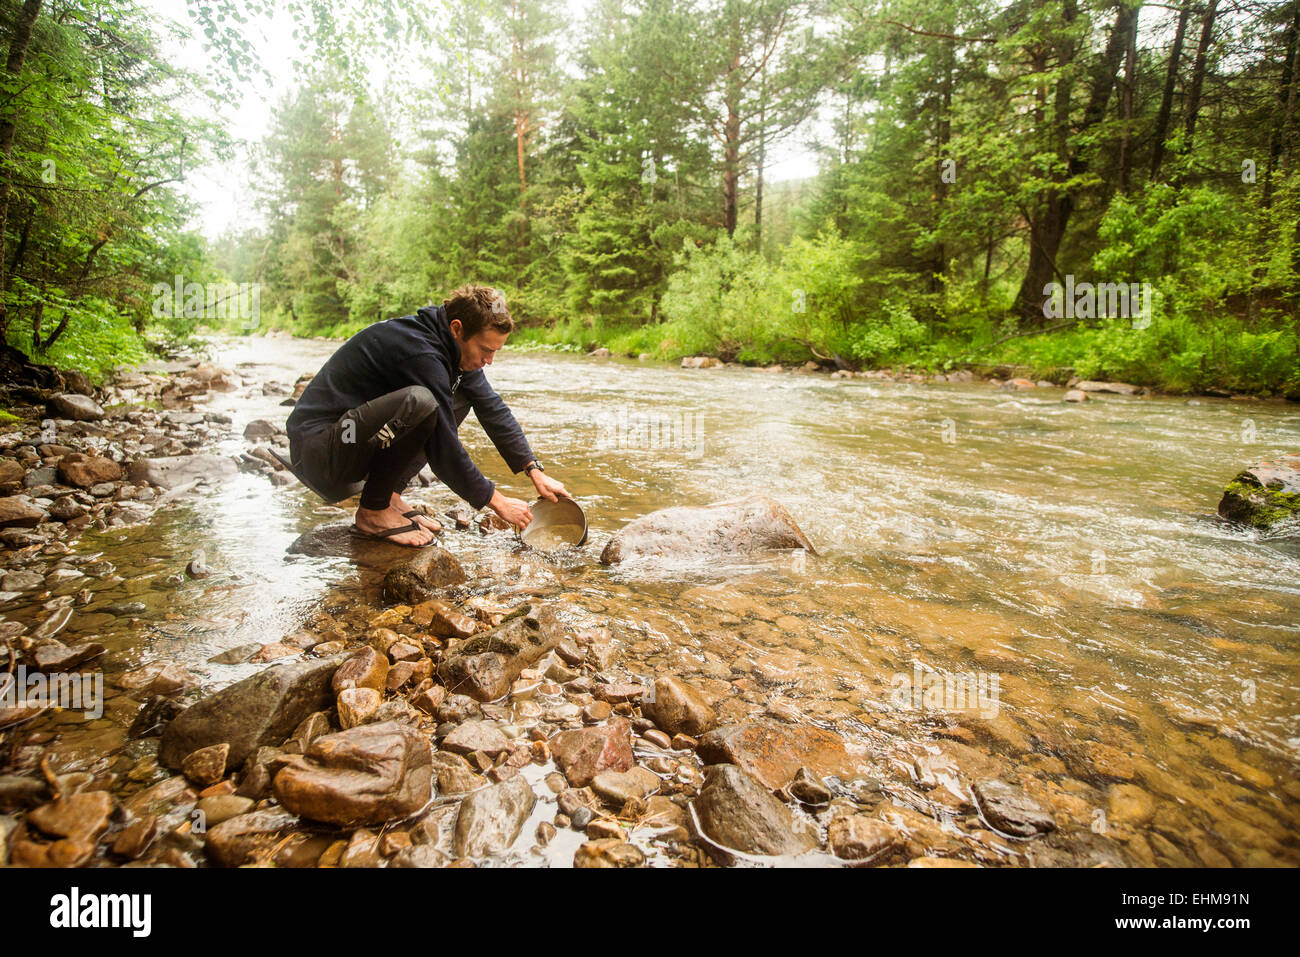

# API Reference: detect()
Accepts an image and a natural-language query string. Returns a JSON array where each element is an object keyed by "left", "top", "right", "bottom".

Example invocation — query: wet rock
[
  {"left": 574, "top": 838, "right": 646, "bottom": 867},
  {"left": 331, "top": 646, "right": 389, "bottom": 694},
  {"left": 48, "top": 497, "right": 88, "bottom": 522},
  {"left": 48, "top": 394, "right": 104, "bottom": 421},
  {"left": 9, "top": 836, "right": 95, "bottom": 867},
  {"left": 28, "top": 791, "right": 113, "bottom": 843},
  {"left": 789, "top": 767, "right": 831, "bottom": 806},
  {"left": 0, "top": 459, "right": 24, "bottom": 487},
  {"left": 600, "top": 493, "right": 816, "bottom": 564},
  {"left": 204, "top": 809, "right": 302, "bottom": 867},
  {"left": 196, "top": 794, "right": 255, "bottom": 828},
  {"left": 694, "top": 764, "right": 817, "bottom": 857},
  {"left": 128, "top": 695, "right": 185, "bottom": 738},
  {"left": 416, "top": 599, "right": 479, "bottom": 640},
  {"left": 1107, "top": 783, "right": 1157, "bottom": 827},
  {"left": 591, "top": 766, "right": 660, "bottom": 806},
  {"left": 159, "top": 656, "right": 341, "bottom": 769},
  {"left": 442, "top": 720, "right": 510, "bottom": 757},
  {"left": 243, "top": 419, "right": 279, "bottom": 440},
  {"left": 337, "top": 687, "right": 381, "bottom": 729},
  {"left": 117, "top": 660, "right": 196, "bottom": 696},
  {"left": 181, "top": 743, "right": 229, "bottom": 787},
  {"left": 827, "top": 814, "right": 901, "bottom": 861},
  {"left": 0, "top": 495, "right": 48, "bottom": 528},
  {"left": 111, "top": 816, "right": 157, "bottom": 860},
  {"left": 643, "top": 676, "right": 717, "bottom": 737},
  {"left": 381, "top": 547, "right": 466, "bottom": 604},
  {"left": 127, "top": 454, "right": 238, "bottom": 489},
  {"left": 0, "top": 774, "right": 47, "bottom": 810},
  {"left": 452, "top": 773, "right": 536, "bottom": 857},
  {"left": 57, "top": 453, "right": 121, "bottom": 488},
  {"left": 550, "top": 718, "right": 635, "bottom": 787},
  {"left": 32, "top": 638, "right": 105, "bottom": 672},
  {"left": 0, "top": 568, "right": 41, "bottom": 597},
  {"left": 697, "top": 721, "right": 853, "bottom": 790},
  {"left": 272, "top": 722, "right": 433, "bottom": 827},
  {"left": 1072, "top": 380, "right": 1139, "bottom": 394},
  {"left": 1064, "top": 389, "right": 1088, "bottom": 403},
  {"left": 973, "top": 779, "right": 1056, "bottom": 837},
  {"left": 208, "top": 643, "right": 262, "bottom": 665},
  {"left": 390, "top": 844, "right": 450, "bottom": 868},
  {"left": 287, "top": 521, "right": 431, "bottom": 567},
  {"left": 438, "top": 608, "right": 560, "bottom": 702},
  {"left": 1217, "top": 453, "right": 1300, "bottom": 531}
]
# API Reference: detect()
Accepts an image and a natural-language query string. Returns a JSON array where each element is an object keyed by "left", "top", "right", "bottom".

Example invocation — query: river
[{"left": 6, "top": 334, "right": 1298, "bottom": 867}]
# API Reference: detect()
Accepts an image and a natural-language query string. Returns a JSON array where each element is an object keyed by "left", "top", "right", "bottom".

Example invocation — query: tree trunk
[
  {"left": 1118, "top": 6, "right": 1139, "bottom": 192},
  {"left": 0, "top": 0, "right": 44, "bottom": 344},
  {"left": 1181, "top": 0, "right": 1219, "bottom": 158},
  {"left": 1013, "top": 0, "right": 1136, "bottom": 323},
  {"left": 1150, "top": 0, "right": 1191, "bottom": 181},
  {"left": 1264, "top": 2, "right": 1300, "bottom": 207}
]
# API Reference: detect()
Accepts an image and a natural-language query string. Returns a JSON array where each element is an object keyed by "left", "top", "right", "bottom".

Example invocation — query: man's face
[{"left": 450, "top": 320, "right": 508, "bottom": 371}]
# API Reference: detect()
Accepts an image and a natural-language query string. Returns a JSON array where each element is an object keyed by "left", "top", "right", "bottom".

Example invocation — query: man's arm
[{"left": 459, "top": 370, "right": 537, "bottom": 473}]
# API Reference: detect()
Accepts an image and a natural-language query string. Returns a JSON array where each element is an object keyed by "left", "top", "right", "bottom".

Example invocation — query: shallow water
[{"left": 6, "top": 336, "right": 1299, "bottom": 866}]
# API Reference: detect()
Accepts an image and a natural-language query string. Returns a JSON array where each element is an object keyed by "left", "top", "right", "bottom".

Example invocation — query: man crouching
[{"left": 284, "top": 284, "right": 570, "bottom": 547}]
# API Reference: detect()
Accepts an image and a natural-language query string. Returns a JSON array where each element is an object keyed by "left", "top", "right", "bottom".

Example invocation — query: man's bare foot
[
  {"left": 355, "top": 505, "right": 433, "bottom": 547},
  {"left": 391, "top": 493, "right": 442, "bottom": 533}
]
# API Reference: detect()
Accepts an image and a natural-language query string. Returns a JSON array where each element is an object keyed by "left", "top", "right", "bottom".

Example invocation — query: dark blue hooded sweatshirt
[{"left": 286, "top": 304, "right": 536, "bottom": 509}]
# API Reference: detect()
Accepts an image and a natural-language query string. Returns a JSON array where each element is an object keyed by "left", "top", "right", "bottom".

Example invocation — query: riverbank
[{"left": 1, "top": 340, "right": 1297, "bottom": 869}]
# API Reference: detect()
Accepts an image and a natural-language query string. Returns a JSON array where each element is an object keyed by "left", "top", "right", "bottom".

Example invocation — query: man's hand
[
  {"left": 489, "top": 490, "right": 533, "bottom": 530},
  {"left": 530, "top": 470, "right": 572, "bottom": 503}
]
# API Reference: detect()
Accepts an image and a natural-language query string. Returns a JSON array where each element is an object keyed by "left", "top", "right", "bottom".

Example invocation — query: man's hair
[{"left": 443, "top": 284, "right": 514, "bottom": 338}]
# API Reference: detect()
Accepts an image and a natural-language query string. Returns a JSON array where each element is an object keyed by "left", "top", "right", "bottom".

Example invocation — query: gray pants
[{"left": 287, "top": 386, "right": 439, "bottom": 509}]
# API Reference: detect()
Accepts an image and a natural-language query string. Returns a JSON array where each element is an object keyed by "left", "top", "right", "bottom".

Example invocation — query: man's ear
[{"left": 448, "top": 318, "right": 462, "bottom": 339}]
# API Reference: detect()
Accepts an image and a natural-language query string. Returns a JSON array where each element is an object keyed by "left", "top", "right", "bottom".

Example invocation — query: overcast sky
[{"left": 144, "top": 0, "right": 824, "bottom": 240}]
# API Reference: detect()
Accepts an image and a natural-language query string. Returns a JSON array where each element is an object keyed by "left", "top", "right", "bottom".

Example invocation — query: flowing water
[{"left": 7, "top": 335, "right": 1299, "bottom": 866}]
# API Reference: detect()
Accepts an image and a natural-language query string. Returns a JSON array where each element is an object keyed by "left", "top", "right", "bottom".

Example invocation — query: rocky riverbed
[{"left": 0, "top": 338, "right": 1297, "bottom": 868}]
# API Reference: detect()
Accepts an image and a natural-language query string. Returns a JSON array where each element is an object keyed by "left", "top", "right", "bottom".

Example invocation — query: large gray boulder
[
  {"left": 128, "top": 454, "right": 238, "bottom": 489},
  {"left": 159, "top": 657, "right": 341, "bottom": 769},
  {"left": 600, "top": 494, "right": 815, "bottom": 565}
]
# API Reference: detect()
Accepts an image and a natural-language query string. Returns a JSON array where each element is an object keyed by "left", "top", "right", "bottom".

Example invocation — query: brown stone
[
  {"left": 644, "top": 676, "right": 718, "bottom": 737},
  {"left": 331, "top": 646, "right": 389, "bottom": 695},
  {"left": 27, "top": 791, "right": 114, "bottom": 843},
  {"left": 574, "top": 838, "right": 646, "bottom": 867},
  {"left": 827, "top": 814, "right": 901, "bottom": 861},
  {"left": 181, "top": 743, "right": 229, "bottom": 787},
  {"left": 550, "top": 718, "right": 634, "bottom": 787},
  {"left": 696, "top": 721, "right": 853, "bottom": 789},
  {"left": 437, "top": 608, "right": 561, "bottom": 702},
  {"left": 57, "top": 453, "right": 122, "bottom": 488},
  {"left": 272, "top": 721, "right": 433, "bottom": 827}
]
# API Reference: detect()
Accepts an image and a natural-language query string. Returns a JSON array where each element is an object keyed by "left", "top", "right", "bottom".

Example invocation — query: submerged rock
[
  {"left": 287, "top": 521, "right": 435, "bottom": 567},
  {"left": 1217, "top": 453, "right": 1300, "bottom": 532},
  {"left": 159, "top": 656, "right": 341, "bottom": 769},
  {"left": 381, "top": 546, "right": 466, "bottom": 604},
  {"left": 600, "top": 493, "right": 816, "bottom": 565},
  {"left": 272, "top": 722, "right": 433, "bottom": 827},
  {"left": 973, "top": 779, "right": 1056, "bottom": 837}
]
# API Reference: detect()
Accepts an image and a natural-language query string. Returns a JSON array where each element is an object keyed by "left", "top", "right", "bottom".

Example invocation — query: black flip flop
[
  {"left": 349, "top": 521, "right": 430, "bottom": 546},
  {"left": 403, "top": 510, "right": 442, "bottom": 531}
]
